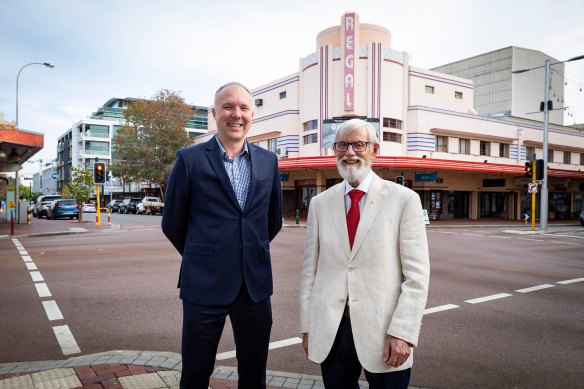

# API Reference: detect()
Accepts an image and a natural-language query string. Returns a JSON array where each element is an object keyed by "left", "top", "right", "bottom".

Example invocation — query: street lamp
[
  {"left": 14, "top": 62, "right": 55, "bottom": 223},
  {"left": 512, "top": 54, "right": 584, "bottom": 232}
]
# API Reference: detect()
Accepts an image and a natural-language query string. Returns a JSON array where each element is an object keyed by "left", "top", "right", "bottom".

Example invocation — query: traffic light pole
[
  {"left": 96, "top": 184, "right": 101, "bottom": 227},
  {"left": 531, "top": 163, "right": 536, "bottom": 231},
  {"left": 540, "top": 60, "right": 550, "bottom": 232}
]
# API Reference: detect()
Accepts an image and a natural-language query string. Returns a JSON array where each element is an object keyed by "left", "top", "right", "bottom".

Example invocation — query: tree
[
  {"left": 113, "top": 89, "right": 192, "bottom": 200},
  {"left": 18, "top": 184, "right": 32, "bottom": 201},
  {"left": 65, "top": 166, "right": 94, "bottom": 222}
]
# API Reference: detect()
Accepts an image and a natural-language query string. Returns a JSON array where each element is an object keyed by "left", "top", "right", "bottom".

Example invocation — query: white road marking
[
  {"left": 52, "top": 325, "right": 81, "bottom": 355},
  {"left": 216, "top": 337, "right": 302, "bottom": 361},
  {"left": 424, "top": 304, "right": 460, "bottom": 315},
  {"left": 557, "top": 278, "right": 584, "bottom": 285},
  {"left": 130, "top": 228, "right": 159, "bottom": 232},
  {"left": 18, "top": 250, "right": 28, "bottom": 255},
  {"left": 517, "top": 238, "right": 544, "bottom": 242},
  {"left": 22, "top": 255, "right": 32, "bottom": 262},
  {"left": 549, "top": 241, "right": 579, "bottom": 245},
  {"left": 437, "top": 231, "right": 457, "bottom": 234},
  {"left": 465, "top": 293, "right": 512, "bottom": 304},
  {"left": 43, "top": 300, "right": 64, "bottom": 321},
  {"left": 30, "top": 271, "right": 44, "bottom": 282},
  {"left": 25, "top": 262, "right": 38, "bottom": 271},
  {"left": 489, "top": 236, "right": 511, "bottom": 239},
  {"left": 462, "top": 233, "right": 483, "bottom": 237},
  {"left": 515, "top": 284, "right": 555, "bottom": 293},
  {"left": 550, "top": 234, "right": 584, "bottom": 239},
  {"left": 35, "top": 283, "right": 52, "bottom": 298}
]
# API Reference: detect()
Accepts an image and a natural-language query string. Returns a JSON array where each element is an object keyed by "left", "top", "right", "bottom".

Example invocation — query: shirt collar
[
  {"left": 344, "top": 170, "right": 374, "bottom": 196},
  {"left": 215, "top": 135, "right": 249, "bottom": 160}
]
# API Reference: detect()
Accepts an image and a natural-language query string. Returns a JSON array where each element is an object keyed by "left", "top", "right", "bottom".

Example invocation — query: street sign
[
  {"left": 528, "top": 183, "right": 538, "bottom": 193},
  {"left": 422, "top": 209, "right": 430, "bottom": 225}
]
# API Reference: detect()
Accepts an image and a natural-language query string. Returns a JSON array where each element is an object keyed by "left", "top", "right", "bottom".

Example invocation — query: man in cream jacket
[{"left": 299, "top": 119, "right": 430, "bottom": 389}]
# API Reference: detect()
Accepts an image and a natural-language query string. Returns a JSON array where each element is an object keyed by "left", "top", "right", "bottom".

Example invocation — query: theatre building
[{"left": 198, "top": 12, "right": 584, "bottom": 221}]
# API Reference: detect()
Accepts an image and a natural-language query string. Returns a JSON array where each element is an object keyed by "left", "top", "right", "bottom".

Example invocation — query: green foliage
[
  {"left": 18, "top": 184, "right": 32, "bottom": 201},
  {"left": 113, "top": 89, "right": 192, "bottom": 199},
  {"left": 66, "top": 166, "right": 95, "bottom": 222}
]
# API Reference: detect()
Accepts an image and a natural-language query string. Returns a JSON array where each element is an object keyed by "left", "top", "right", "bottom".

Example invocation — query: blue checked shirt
[{"left": 216, "top": 136, "right": 251, "bottom": 209}]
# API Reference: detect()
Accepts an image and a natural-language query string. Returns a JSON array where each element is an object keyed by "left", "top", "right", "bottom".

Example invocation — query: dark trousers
[
  {"left": 321, "top": 315, "right": 411, "bottom": 389},
  {"left": 180, "top": 285, "right": 272, "bottom": 389}
]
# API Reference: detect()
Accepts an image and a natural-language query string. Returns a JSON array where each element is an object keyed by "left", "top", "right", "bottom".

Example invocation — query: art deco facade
[{"left": 198, "top": 12, "right": 584, "bottom": 221}]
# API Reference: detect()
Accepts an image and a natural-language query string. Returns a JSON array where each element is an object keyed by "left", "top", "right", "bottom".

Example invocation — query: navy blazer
[{"left": 162, "top": 137, "right": 283, "bottom": 305}]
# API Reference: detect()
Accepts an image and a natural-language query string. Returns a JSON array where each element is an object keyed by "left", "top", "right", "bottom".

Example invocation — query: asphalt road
[{"left": 1, "top": 214, "right": 583, "bottom": 388}]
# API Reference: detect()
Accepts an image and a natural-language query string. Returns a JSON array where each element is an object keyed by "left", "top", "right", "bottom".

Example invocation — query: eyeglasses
[{"left": 332, "top": 141, "right": 371, "bottom": 152}]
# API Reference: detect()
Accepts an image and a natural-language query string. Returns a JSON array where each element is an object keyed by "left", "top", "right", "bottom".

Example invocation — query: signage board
[{"left": 415, "top": 173, "right": 437, "bottom": 182}]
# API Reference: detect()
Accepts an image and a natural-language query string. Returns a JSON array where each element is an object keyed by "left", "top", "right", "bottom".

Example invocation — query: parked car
[
  {"left": 136, "top": 197, "right": 164, "bottom": 215},
  {"left": 580, "top": 210, "right": 584, "bottom": 227},
  {"left": 107, "top": 199, "right": 123, "bottom": 213},
  {"left": 46, "top": 199, "right": 79, "bottom": 220},
  {"left": 82, "top": 203, "right": 96, "bottom": 213},
  {"left": 119, "top": 198, "right": 141, "bottom": 214},
  {"left": 33, "top": 195, "right": 62, "bottom": 219}
]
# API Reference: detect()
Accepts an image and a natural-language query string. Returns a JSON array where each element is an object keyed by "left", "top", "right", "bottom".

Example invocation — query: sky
[{"left": 1, "top": 0, "right": 583, "bottom": 176}]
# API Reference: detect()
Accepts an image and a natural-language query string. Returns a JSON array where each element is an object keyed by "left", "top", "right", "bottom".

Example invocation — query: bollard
[
  {"left": 295, "top": 209, "right": 300, "bottom": 225},
  {"left": 27, "top": 206, "right": 32, "bottom": 225},
  {"left": 107, "top": 210, "right": 111, "bottom": 227}
]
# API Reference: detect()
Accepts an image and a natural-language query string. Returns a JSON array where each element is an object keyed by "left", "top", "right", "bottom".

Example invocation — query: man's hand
[
  {"left": 383, "top": 335, "right": 411, "bottom": 367},
  {"left": 302, "top": 333, "right": 309, "bottom": 357}
]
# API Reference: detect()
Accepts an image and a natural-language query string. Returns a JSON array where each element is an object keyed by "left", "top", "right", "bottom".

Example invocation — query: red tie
[{"left": 347, "top": 190, "right": 365, "bottom": 249}]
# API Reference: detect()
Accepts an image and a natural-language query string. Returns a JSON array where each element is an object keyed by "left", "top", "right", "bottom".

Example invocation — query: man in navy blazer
[{"left": 162, "top": 82, "right": 283, "bottom": 389}]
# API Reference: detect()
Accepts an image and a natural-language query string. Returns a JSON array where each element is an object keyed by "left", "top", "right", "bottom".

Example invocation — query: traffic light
[
  {"left": 535, "top": 159, "right": 544, "bottom": 180},
  {"left": 395, "top": 176, "right": 405, "bottom": 186},
  {"left": 524, "top": 161, "right": 533, "bottom": 179},
  {"left": 93, "top": 162, "right": 106, "bottom": 184}
]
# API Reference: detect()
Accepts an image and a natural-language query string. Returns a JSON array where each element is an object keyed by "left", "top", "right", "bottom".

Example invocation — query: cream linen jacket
[{"left": 299, "top": 173, "right": 430, "bottom": 373}]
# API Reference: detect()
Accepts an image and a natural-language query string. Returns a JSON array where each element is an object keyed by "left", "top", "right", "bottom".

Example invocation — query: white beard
[{"left": 337, "top": 156, "right": 371, "bottom": 186}]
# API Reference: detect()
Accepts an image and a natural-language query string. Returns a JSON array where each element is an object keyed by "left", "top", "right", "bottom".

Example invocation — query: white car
[{"left": 82, "top": 203, "right": 96, "bottom": 213}]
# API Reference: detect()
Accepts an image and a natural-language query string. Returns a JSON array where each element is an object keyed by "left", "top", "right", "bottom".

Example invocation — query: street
[{"left": 1, "top": 214, "right": 583, "bottom": 388}]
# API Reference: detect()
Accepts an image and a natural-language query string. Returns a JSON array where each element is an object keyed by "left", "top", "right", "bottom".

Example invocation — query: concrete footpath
[
  {"left": 0, "top": 350, "right": 333, "bottom": 389},
  {"left": 1, "top": 213, "right": 580, "bottom": 388}
]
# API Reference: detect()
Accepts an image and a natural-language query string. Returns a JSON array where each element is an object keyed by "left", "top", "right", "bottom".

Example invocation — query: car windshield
[{"left": 59, "top": 200, "right": 77, "bottom": 206}]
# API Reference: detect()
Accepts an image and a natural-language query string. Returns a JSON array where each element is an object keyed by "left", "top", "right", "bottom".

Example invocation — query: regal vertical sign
[{"left": 343, "top": 12, "right": 355, "bottom": 111}]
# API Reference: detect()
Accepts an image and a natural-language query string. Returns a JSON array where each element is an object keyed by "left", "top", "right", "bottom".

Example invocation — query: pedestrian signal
[{"left": 94, "top": 162, "right": 106, "bottom": 184}]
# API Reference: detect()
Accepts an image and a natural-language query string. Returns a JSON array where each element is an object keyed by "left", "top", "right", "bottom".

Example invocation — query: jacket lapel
[
  {"left": 349, "top": 174, "right": 388, "bottom": 261},
  {"left": 330, "top": 184, "right": 351, "bottom": 259},
  {"left": 243, "top": 145, "right": 259, "bottom": 214},
  {"left": 205, "top": 138, "right": 241, "bottom": 211}
]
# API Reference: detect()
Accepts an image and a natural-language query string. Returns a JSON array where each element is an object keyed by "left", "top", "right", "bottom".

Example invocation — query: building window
[
  {"left": 382, "top": 117, "right": 402, "bottom": 129},
  {"left": 459, "top": 138, "right": 470, "bottom": 154},
  {"left": 563, "top": 151, "right": 571, "bottom": 164},
  {"left": 526, "top": 146, "right": 536, "bottom": 161},
  {"left": 436, "top": 135, "right": 448, "bottom": 152},
  {"left": 267, "top": 138, "right": 278, "bottom": 153},
  {"left": 548, "top": 149, "right": 554, "bottom": 163},
  {"left": 279, "top": 91, "right": 287, "bottom": 99},
  {"left": 382, "top": 132, "right": 402, "bottom": 143},
  {"left": 303, "top": 134, "right": 318, "bottom": 144},
  {"left": 499, "top": 143, "right": 510, "bottom": 158},
  {"left": 580, "top": 153, "right": 584, "bottom": 165},
  {"left": 303, "top": 119, "right": 318, "bottom": 132},
  {"left": 425, "top": 85, "right": 435, "bottom": 94},
  {"left": 480, "top": 141, "right": 490, "bottom": 156},
  {"left": 455, "top": 91, "right": 463, "bottom": 99}
]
